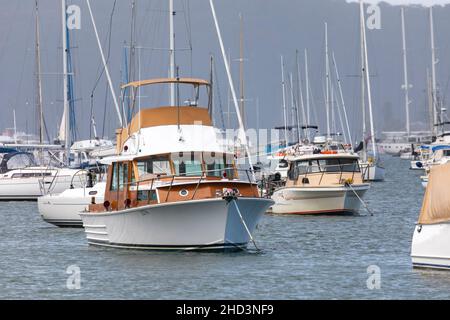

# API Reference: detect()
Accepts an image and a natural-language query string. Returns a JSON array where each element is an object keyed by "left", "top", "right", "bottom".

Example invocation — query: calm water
[{"left": 1, "top": 156, "right": 450, "bottom": 300}]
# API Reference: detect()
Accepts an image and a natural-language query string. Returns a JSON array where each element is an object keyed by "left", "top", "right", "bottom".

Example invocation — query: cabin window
[
  {"left": 339, "top": 159, "right": 359, "bottom": 172},
  {"left": 317, "top": 159, "right": 359, "bottom": 173},
  {"left": 173, "top": 152, "right": 202, "bottom": 176},
  {"left": 110, "top": 163, "right": 118, "bottom": 191},
  {"left": 137, "top": 155, "right": 171, "bottom": 180},
  {"left": 119, "top": 163, "right": 128, "bottom": 191},
  {"left": 204, "top": 153, "right": 232, "bottom": 178},
  {"left": 6, "top": 153, "right": 35, "bottom": 170},
  {"left": 293, "top": 161, "right": 312, "bottom": 175}
]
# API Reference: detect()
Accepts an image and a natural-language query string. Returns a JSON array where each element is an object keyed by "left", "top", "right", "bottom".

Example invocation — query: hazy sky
[{"left": 1, "top": 0, "right": 450, "bottom": 142}]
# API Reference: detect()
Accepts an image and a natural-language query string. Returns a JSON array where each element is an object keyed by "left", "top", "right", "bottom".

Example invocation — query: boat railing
[
  {"left": 294, "top": 163, "right": 361, "bottom": 186},
  {"left": 121, "top": 167, "right": 258, "bottom": 204}
]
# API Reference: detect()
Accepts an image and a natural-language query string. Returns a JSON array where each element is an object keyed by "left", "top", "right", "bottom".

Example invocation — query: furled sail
[{"left": 418, "top": 163, "right": 450, "bottom": 225}]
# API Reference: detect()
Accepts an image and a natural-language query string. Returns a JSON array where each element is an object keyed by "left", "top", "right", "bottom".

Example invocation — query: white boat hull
[
  {"left": 0, "top": 175, "right": 77, "bottom": 200},
  {"left": 411, "top": 223, "right": 450, "bottom": 270},
  {"left": 38, "top": 182, "right": 106, "bottom": 227},
  {"left": 270, "top": 185, "right": 370, "bottom": 215},
  {"left": 361, "top": 163, "right": 385, "bottom": 181},
  {"left": 80, "top": 197, "right": 274, "bottom": 251}
]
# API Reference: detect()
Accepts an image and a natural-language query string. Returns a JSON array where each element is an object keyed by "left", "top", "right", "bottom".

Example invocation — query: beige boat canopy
[
  {"left": 121, "top": 77, "right": 210, "bottom": 89},
  {"left": 418, "top": 163, "right": 450, "bottom": 225}
]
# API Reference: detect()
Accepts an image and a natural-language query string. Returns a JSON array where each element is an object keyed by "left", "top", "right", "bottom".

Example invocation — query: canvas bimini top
[{"left": 418, "top": 162, "right": 450, "bottom": 225}]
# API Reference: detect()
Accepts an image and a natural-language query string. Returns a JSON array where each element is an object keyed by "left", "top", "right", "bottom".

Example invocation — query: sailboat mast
[
  {"left": 325, "top": 22, "right": 331, "bottom": 140},
  {"left": 280, "top": 55, "right": 288, "bottom": 145},
  {"left": 429, "top": 7, "right": 438, "bottom": 135},
  {"left": 332, "top": 52, "right": 352, "bottom": 145},
  {"left": 169, "top": 0, "right": 176, "bottom": 106},
  {"left": 304, "top": 49, "right": 310, "bottom": 140},
  {"left": 35, "top": 0, "right": 44, "bottom": 145},
  {"left": 62, "top": 0, "right": 70, "bottom": 163},
  {"left": 361, "top": 1, "right": 377, "bottom": 159},
  {"left": 209, "top": 0, "right": 255, "bottom": 179},
  {"left": 427, "top": 68, "right": 434, "bottom": 134},
  {"left": 360, "top": 1, "right": 367, "bottom": 161},
  {"left": 239, "top": 13, "right": 245, "bottom": 127},
  {"left": 401, "top": 7, "right": 411, "bottom": 137},
  {"left": 296, "top": 50, "right": 306, "bottom": 143}
]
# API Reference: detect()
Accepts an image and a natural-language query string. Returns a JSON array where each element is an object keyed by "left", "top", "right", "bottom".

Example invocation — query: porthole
[{"left": 179, "top": 189, "right": 189, "bottom": 197}]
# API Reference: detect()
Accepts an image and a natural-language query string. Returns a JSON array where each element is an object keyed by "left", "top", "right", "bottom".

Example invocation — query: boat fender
[
  {"left": 103, "top": 201, "right": 111, "bottom": 211},
  {"left": 416, "top": 162, "right": 423, "bottom": 168},
  {"left": 417, "top": 225, "right": 422, "bottom": 233},
  {"left": 124, "top": 198, "right": 131, "bottom": 209}
]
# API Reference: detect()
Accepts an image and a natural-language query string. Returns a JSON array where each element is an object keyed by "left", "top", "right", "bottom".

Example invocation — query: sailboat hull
[
  {"left": 411, "top": 223, "right": 450, "bottom": 269},
  {"left": 360, "top": 163, "right": 385, "bottom": 181},
  {"left": 38, "top": 182, "right": 106, "bottom": 227},
  {"left": 0, "top": 168, "right": 85, "bottom": 201}
]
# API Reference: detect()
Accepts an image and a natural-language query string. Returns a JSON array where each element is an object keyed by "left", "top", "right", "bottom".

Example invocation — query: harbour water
[{"left": 1, "top": 156, "right": 449, "bottom": 300}]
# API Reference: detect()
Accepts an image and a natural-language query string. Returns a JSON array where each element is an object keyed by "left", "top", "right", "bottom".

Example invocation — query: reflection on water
[{"left": 0, "top": 157, "right": 448, "bottom": 299}]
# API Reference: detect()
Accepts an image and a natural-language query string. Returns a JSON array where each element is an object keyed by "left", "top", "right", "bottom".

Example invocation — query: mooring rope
[
  {"left": 232, "top": 199, "right": 260, "bottom": 252},
  {"left": 345, "top": 182, "right": 374, "bottom": 216}
]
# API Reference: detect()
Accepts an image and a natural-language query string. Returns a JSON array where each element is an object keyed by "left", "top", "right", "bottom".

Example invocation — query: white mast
[
  {"left": 289, "top": 72, "right": 298, "bottom": 143},
  {"left": 332, "top": 52, "right": 352, "bottom": 145},
  {"left": 35, "top": 0, "right": 44, "bottom": 145},
  {"left": 169, "top": 0, "right": 176, "bottom": 106},
  {"left": 361, "top": 1, "right": 377, "bottom": 159},
  {"left": 429, "top": 7, "right": 438, "bottom": 135},
  {"left": 62, "top": 0, "right": 70, "bottom": 163},
  {"left": 13, "top": 109, "right": 17, "bottom": 144},
  {"left": 401, "top": 7, "right": 411, "bottom": 137},
  {"left": 209, "top": 0, "right": 255, "bottom": 179},
  {"left": 360, "top": 1, "right": 367, "bottom": 161},
  {"left": 304, "top": 49, "right": 311, "bottom": 140},
  {"left": 296, "top": 51, "right": 306, "bottom": 143},
  {"left": 280, "top": 55, "right": 288, "bottom": 145},
  {"left": 86, "top": 0, "right": 123, "bottom": 127},
  {"left": 239, "top": 13, "right": 245, "bottom": 127},
  {"left": 325, "top": 22, "right": 331, "bottom": 140}
]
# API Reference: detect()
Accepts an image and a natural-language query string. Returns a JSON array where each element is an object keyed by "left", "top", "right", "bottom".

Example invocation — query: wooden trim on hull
[{"left": 87, "top": 239, "right": 247, "bottom": 252}]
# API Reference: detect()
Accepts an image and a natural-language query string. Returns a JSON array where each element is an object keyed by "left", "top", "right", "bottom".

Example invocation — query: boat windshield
[
  {"left": 1, "top": 153, "right": 36, "bottom": 173},
  {"left": 293, "top": 158, "right": 359, "bottom": 174},
  {"left": 136, "top": 155, "right": 172, "bottom": 180}
]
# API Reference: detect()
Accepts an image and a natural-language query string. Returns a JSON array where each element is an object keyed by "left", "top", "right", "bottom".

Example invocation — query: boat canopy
[
  {"left": 121, "top": 78, "right": 210, "bottom": 89},
  {"left": 418, "top": 162, "right": 450, "bottom": 225},
  {"left": 420, "top": 145, "right": 450, "bottom": 152}
]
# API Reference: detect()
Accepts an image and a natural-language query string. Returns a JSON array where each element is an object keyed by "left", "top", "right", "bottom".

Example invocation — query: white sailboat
[
  {"left": 411, "top": 162, "right": 450, "bottom": 269},
  {"left": 0, "top": 0, "right": 84, "bottom": 201},
  {"left": 357, "top": 1, "right": 385, "bottom": 182}
]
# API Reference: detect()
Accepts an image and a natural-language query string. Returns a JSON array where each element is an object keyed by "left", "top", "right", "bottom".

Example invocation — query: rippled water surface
[{"left": 1, "top": 156, "right": 449, "bottom": 299}]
